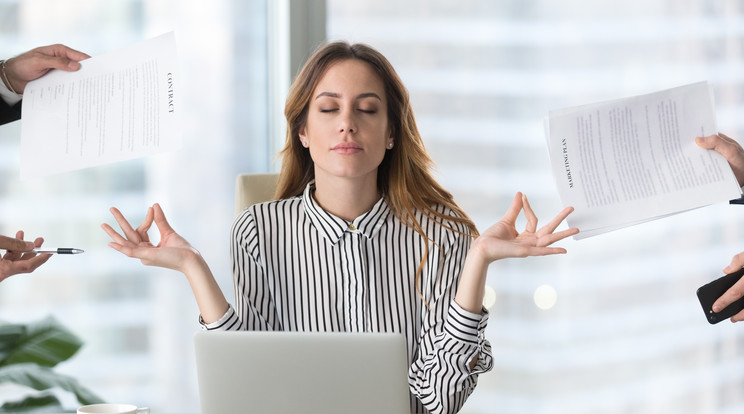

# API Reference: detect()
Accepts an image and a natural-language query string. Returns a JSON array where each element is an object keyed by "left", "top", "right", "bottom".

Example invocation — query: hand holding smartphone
[{"left": 697, "top": 267, "right": 744, "bottom": 324}]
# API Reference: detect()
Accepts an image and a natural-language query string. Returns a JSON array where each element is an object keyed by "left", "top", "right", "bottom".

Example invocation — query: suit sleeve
[{"left": 0, "top": 99, "right": 21, "bottom": 126}]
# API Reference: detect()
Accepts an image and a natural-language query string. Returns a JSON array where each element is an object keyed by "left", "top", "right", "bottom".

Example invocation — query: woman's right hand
[
  {"left": 101, "top": 203, "right": 202, "bottom": 273},
  {"left": 103, "top": 203, "right": 230, "bottom": 323}
]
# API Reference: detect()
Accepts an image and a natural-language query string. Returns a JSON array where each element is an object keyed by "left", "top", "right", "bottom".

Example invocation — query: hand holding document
[
  {"left": 20, "top": 32, "right": 181, "bottom": 179},
  {"left": 545, "top": 82, "right": 742, "bottom": 239}
]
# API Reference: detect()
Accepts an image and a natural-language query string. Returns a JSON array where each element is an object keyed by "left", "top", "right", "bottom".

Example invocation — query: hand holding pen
[{"left": 0, "top": 230, "right": 52, "bottom": 283}]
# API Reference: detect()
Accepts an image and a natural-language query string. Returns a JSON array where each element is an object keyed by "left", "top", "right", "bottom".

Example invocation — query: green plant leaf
[
  {"left": 0, "top": 363, "right": 104, "bottom": 406},
  {"left": 0, "top": 317, "right": 82, "bottom": 368},
  {"left": 0, "top": 324, "right": 25, "bottom": 363},
  {"left": 0, "top": 392, "right": 67, "bottom": 413}
]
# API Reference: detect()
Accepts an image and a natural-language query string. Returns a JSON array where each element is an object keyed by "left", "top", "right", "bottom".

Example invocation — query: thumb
[
  {"left": 695, "top": 135, "right": 716, "bottom": 149},
  {"left": 0, "top": 235, "right": 34, "bottom": 252}
]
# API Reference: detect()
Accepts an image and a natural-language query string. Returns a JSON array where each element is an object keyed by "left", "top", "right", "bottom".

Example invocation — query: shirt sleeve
[
  {"left": 408, "top": 222, "right": 494, "bottom": 414},
  {"left": 199, "top": 206, "right": 277, "bottom": 331}
]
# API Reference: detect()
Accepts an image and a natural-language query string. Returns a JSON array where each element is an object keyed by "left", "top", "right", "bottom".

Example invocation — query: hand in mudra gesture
[
  {"left": 101, "top": 203, "right": 202, "bottom": 273},
  {"left": 472, "top": 192, "right": 578, "bottom": 261}
]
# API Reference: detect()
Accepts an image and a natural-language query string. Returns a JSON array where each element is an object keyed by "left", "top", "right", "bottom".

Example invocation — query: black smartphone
[{"left": 697, "top": 267, "right": 744, "bottom": 324}]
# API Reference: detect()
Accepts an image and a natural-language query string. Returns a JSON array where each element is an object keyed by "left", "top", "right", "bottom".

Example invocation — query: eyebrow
[{"left": 314, "top": 92, "right": 382, "bottom": 101}]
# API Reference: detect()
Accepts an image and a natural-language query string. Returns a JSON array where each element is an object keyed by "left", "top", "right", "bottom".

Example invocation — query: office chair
[{"left": 235, "top": 173, "right": 280, "bottom": 216}]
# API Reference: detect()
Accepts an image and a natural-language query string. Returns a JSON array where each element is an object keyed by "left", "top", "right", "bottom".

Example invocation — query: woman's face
[{"left": 300, "top": 59, "right": 393, "bottom": 185}]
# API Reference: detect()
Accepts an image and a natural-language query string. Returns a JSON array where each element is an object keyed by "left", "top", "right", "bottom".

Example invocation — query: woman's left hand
[
  {"left": 456, "top": 192, "right": 578, "bottom": 313},
  {"left": 472, "top": 192, "right": 578, "bottom": 262},
  {"left": 455, "top": 192, "right": 578, "bottom": 318}
]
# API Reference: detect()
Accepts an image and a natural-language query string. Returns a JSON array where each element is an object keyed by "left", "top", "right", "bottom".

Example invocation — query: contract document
[
  {"left": 20, "top": 32, "right": 181, "bottom": 179},
  {"left": 545, "top": 82, "right": 742, "bottom": 239}
]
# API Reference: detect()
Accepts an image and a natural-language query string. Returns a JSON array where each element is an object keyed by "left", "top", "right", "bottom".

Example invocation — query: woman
[{"left": 102, "top": 42, "right": 578, "bottom": 414}]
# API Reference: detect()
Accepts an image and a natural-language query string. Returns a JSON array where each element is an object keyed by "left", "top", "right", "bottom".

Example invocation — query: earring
[
  {"left": 388, "top": 142, "right": 393, "bottom": 148},
  {"left": 302, "top": 141, "right": 308, "bottom": 147}
]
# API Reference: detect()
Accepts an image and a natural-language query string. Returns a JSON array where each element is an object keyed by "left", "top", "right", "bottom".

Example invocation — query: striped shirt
[{"left": 203, "top": 182, "right": 493, "bottom": 414}]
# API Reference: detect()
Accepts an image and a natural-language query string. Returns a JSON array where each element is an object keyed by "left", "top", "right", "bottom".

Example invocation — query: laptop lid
[{"left": 194, "top": 331, "right": 410, "bottom": 414}]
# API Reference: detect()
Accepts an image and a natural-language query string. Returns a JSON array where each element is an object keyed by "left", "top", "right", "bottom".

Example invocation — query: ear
[{"left": 299, "top": 126, "right": 308, "bottom": 147}]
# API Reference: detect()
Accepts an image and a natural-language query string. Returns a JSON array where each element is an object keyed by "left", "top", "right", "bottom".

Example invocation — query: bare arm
[{"left": 455, "top": 192, "right": 578, "bottom": 313}]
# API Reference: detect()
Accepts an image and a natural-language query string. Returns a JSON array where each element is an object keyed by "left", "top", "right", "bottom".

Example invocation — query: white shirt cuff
[{"left": 0, "top": 76, "right": 21, "bottom": 106}]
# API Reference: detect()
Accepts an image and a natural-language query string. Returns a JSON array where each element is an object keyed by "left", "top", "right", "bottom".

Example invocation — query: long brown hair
[{"left": 276, "top": 42, "right": 479, "bottom": 299}]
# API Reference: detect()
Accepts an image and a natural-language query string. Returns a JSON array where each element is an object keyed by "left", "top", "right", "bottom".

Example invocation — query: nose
[{"left": 338, "top": 109, "right": 357, "bottom": 134}]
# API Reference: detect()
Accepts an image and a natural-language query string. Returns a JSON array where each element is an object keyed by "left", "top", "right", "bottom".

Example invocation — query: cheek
[{"left": 305, "top": 116, "right": 337, "bottom": 139}]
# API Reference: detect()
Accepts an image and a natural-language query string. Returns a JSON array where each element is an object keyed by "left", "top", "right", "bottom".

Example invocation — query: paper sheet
[
  {"left": 545, "top": 81, "right": 742, "bottom": 239},
  {"left": 20, "top": 32, "right": 181, "bottom": 179}
]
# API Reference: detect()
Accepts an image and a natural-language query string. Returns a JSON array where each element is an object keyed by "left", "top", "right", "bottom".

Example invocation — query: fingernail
[{"left": 713, "top": 305, "right": 721, "bottom": 312}]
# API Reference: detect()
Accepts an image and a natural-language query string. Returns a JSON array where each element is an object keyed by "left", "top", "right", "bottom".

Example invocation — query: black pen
[{"left": 33, "top": 248, "right": 85, "bottom": 254}]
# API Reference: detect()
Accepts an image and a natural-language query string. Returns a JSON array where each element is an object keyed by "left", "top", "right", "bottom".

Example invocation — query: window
[
  {"left": 327, "top": 1, "right": 744, "bottom": 413},
  {"left": 0, "top": 1, "right": 270, "bottom": 410}
]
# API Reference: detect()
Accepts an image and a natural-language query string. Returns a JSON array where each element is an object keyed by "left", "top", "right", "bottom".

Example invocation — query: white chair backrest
[{"left": 235, "top": 173, "right": 279, "bottom": 216}]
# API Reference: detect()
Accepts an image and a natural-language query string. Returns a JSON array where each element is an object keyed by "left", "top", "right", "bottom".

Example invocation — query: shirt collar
[{"left": 302, "top": 181, "right": 391, "bottom": 245}]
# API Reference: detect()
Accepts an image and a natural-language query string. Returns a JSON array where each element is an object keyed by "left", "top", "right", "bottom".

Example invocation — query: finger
[
  {"left": 107, "top": 242, "right": 155, "bottom": 263},
  {"left": 695, "top": 133, "right": 744, "bottom": 183},
  {"left": 21, "top": 253, "right": 52, "bottom": 272},
  {"left": 36, "top": 44, "right": 91, "bottom": 63},
  {"left": 27, "top": 45, "right": 89, "bottom": 71},
  {"left": 694, "top": 134, "right": 738, "bottom": 157},
  {"left": 107, "top": 242, "right": 158, "bottom": 266},
  {"left": 3, "top": 231, "right": 28, "bottom": 261},
  {"left": 152, "top": 203, "right": 176, "bottom": 235},
  {"left": 537, "top": 206, "right": 575, "bottom": 237},
  {"left": 0, "top": 234, "right": 33, "bottom": 253},
  {"left": 16, "top": 236, "right": 46, "bottom": 261},
  {"left": 109, "top": 207, "right": 142, "bottom": 243},
  {"left": 101, "top": 223, "right": 130, "bottom": 245},
  {"left": 694, "top": 134, "right": 717, "bottom": 149},
  {"left": 718, "top": 132, "right": 738, "bottom": 145},
  {"left": 712, "top": 277, "right": 744, "bottom": 313},
  {"left": 29, "top": 54, "right": 76, "bottom": 72},
  {"left": 1, "top": 253, "right": 51, "bottom": 277},
  {"left": 723, "top": 252, "right": 744, "bottom": 274},
  {"left": 537, "top": 227, "right": 580, "bottom": 247},
  {"left": 731, "top": 309, "right": 744, "bottom": 323},
  {"left": 500, "top": 192, "right": 524, "bottom": 225},
  {"left": 524, "top": 246, "right": 568, "bottom": 257},
  {"left": 521, "top": 194, "right": 538, "bottom": 233},
  {"left": 136, "top": 206, "right": 155, "bottom": 243},
  {"left": 107, "top": 242, "right": 138, "bottom": 258}
]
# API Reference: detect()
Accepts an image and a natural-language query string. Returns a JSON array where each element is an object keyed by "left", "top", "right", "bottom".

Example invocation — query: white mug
[{"left": 78, "top": 404, "right": 150, "bottom": 414}]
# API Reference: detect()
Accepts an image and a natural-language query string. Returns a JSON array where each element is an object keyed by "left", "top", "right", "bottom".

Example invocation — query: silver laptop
[{"left": 194, "top": 331, "right": 410, "bottom": 414}]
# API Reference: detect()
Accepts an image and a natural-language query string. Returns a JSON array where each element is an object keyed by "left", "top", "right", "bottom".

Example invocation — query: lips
[{"left": 331, "top": 142, "right": 362, "bottom": 154}]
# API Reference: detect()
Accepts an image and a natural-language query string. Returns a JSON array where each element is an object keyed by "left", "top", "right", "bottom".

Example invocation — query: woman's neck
[{"left": 313, "top": 174, "right": 380, "bottom": 222}]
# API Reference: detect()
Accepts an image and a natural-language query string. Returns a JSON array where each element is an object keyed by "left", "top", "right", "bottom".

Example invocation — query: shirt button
[{"left": 349, "top": 224, "right": 357, "bottom": 231}]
